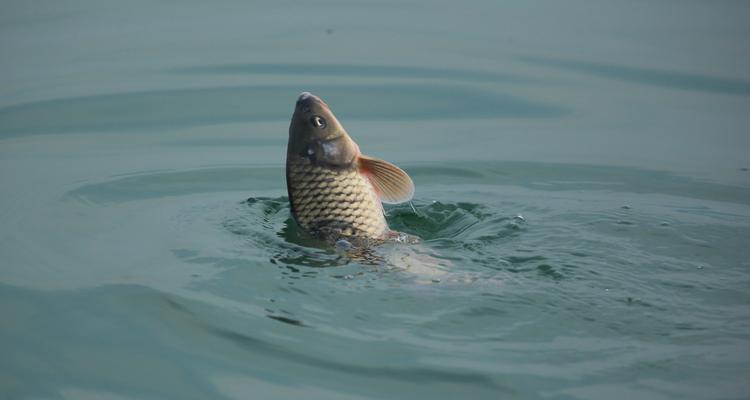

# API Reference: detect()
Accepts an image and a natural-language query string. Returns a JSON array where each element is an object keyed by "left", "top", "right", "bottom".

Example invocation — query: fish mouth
[
  {"left": 296, "top": 91, "right": 326, "bottom": 113},
  {"left": 298, "top": 92, "right": 317, "bottom": 102}
]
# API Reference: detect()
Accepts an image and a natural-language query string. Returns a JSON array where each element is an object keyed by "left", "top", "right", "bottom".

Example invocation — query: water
[{"left": 2, "top": 1, "right": 750, "bottom": 399}]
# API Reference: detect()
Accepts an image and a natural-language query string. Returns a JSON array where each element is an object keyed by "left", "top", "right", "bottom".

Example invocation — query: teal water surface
[{"left": 2, "top": 1, "right": 750, "bottom": 399}]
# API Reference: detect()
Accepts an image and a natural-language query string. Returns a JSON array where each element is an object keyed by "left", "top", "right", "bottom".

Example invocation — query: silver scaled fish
[{"left": 286, "top": 92, "right": 414, "bottom": 244}]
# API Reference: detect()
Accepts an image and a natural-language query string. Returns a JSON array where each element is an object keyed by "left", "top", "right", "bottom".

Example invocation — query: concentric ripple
[{"left": 7, "top": 161, "right": 749, "bottom": 400}]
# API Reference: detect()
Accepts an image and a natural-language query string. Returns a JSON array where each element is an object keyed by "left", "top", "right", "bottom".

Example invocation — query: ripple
[
  {"left": 66, "top": 167, "right": 282, "bottom": 204},
  {"left": 59, "top": 161, "right": 750, "bottom": 291},
  {"left": 205, "top": 325, "right": 508, "bottom": 392},
  {"left": 409, "top": 162, "right": 750, "bottom": 206},
  {"left": 229, "top": 196, "right": 520, "bottom": 284},
  {"left": 0, "top": 84, "right": 566, "bottom": 137},
  {"left": 523, "top": 56, "right": 750, "bottom": 96},
  {"left": 229, "top": 196, "right": 347, "bottom": 269},
  {"left": 169, "top": 62, "right": 536, "bottom": 85},
  {"left": 387, "top": 200, "right": 518, "bottom": 243}
]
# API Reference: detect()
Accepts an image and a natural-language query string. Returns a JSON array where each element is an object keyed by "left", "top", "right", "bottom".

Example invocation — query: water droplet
[
  {"left": 697, "top": 265, "right": 704, "bottom": 270},
  {"left": 344, "top": 274, "right": 354, "bottom": 280},
  {"left": 409, "top": 201, "right": 419, "bottom": 215},
  {"left": 307, "top": 147, "right": 315, "bottom": 155},
  {"left": 514, "top": 214, "right": 526, "bottom": 223}
]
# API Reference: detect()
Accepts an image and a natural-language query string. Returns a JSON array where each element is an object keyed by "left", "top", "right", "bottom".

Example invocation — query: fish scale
[{"left": 286, "top": 159, "right": 388, "bottom": 240}]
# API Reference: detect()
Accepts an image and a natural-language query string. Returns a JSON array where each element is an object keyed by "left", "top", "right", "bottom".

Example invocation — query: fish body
[{"left": 286, "top": 92, "right": 414, "bottom": 243}]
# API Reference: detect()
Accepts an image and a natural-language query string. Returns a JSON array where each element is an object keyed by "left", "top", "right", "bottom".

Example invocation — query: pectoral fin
[{"left": 358, "top": 155, "right": 415, "bottom": 204}]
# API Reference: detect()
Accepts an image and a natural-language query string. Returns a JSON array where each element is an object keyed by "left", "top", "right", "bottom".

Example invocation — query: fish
[{"left": 286, "top": 92, "right": 415, "bottom": 245}]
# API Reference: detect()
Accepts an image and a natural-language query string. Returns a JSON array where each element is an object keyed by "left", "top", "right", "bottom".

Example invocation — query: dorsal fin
[{"left": 358, "top": 155, "right": 414, "bottom": 204}]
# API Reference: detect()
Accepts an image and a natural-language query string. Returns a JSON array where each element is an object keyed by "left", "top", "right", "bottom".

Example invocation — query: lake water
[{"left": 2, "top": 1, "right": 750, "bottom": 399}]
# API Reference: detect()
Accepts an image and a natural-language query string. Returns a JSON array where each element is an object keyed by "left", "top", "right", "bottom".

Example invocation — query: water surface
[{"left": 2, "top": 1, "right": 750, "bottom": 399}]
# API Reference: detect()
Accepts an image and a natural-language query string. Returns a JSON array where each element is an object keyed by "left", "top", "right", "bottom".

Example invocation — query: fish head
[{"left": 288, "top": 92, "right": 359, "bottom": 166}]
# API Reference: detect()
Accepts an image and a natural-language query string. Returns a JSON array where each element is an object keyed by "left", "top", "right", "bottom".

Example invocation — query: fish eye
[{"left": 310, "top": 115, "right": 327, "bottom": 129}]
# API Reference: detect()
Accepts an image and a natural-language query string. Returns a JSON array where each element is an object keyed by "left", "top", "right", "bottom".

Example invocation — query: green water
[{"left": 2, "top": 1, "right": 750, "bottom": 399}]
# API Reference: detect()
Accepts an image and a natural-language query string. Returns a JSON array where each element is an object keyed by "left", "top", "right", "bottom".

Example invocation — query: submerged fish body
[{"left": 286, "top": 92, "right": 414, "bottom": 243}]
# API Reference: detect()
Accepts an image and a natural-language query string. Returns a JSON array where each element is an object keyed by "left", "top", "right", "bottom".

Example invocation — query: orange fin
[{"left": 359, "top": 155, "right": 415, "bottom": 204}]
